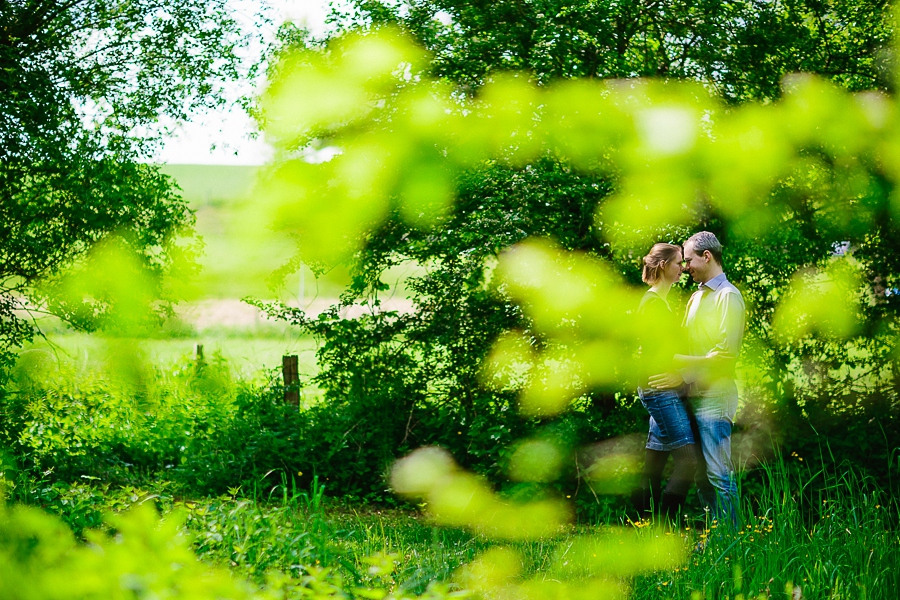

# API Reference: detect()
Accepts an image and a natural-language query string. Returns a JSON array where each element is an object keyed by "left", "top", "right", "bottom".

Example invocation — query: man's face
[{"left": 682, "top": 242, "right": 710, "bottom": 283}]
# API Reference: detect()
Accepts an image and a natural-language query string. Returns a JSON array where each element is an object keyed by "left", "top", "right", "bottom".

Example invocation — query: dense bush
[
  {"left": 0, "top": 345, "right": 645, "bottom": 506},
  {"left": 252, "top": 1, "right": 900, "bottom": 513},
  {"left": 6, "top": 347, "right": 895, "bottom": 517}
]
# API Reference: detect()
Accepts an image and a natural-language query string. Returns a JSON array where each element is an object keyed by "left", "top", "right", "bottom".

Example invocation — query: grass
[
  {"left": 11, "top": 451, "right": 895, "bottom": 599},
  {"left": 3, "top": 315, "right": 897, "bottom": 598},
  {"left": 17, "top": 328, "right": 319, "bottom": 382},
  {"left": 182, "top": 489, "right": 485, "bottom": 591},
  {"left": 624, "top": 453, "right": 900, "bottom": 599},
  {"left": 186, "top": 459, "right": 900, "bottom": 599}
]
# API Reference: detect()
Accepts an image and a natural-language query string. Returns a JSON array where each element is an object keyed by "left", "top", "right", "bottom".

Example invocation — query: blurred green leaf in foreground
[{"left": 251, "top": 18, "right": 900, "bottom": 595}]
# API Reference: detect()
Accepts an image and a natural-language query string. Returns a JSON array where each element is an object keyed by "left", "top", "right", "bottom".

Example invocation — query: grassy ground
[
  {"left": 2, "top": 342, "right": 897, "bottom": 598},
  {"left": 17, "top": 329, "right": 319, "bottom": 382},
  {"left": 12, "top": 459, "right": 898, "bottom": 600}
]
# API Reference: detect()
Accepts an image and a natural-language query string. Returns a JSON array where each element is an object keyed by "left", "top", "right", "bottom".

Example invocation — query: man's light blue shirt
[{"left": 682, "top": 272, "right": 746, "bottom": 413}]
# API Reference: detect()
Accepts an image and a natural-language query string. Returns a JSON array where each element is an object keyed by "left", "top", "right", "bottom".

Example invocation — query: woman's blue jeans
[{"left": 637, "top": 388, "right": 695, "bottom": 451}]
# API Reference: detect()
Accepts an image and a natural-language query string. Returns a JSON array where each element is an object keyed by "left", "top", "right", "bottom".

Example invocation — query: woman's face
[{"left": 661, "top": 250, "right": 684, "bottom": 284}]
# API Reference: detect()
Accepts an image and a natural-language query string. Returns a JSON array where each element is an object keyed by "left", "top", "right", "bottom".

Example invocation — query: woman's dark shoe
[{"left": 660, "top": 492, "right": 687, "bottom": 525}]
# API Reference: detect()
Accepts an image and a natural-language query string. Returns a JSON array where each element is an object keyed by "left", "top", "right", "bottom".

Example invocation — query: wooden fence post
[{"left": 282, "top": 355, "right": 299, "bottom": 407}]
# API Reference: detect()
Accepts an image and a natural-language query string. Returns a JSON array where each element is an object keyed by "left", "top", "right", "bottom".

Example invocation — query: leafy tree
[
  {"left": 0, "top": 0, "right": 259, "bottom": 369},
  {"left": 261, "top": 2, "right": 900, "bottom": 495},
  {"left": 343, "top": 0, "right": 892, "bottom": 101}
]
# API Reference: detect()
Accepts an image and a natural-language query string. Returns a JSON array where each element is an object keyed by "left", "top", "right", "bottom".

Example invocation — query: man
[{"left": 649, "top": 231, "right": 745, "bottom": 525}]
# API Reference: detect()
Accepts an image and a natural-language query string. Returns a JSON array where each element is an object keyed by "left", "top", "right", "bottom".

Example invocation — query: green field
[
  {"left": 159, "top": 164, "right": 340, "bottom": 302},
  {"left": 18, "top": 329, "right": 319, "bottom": 382}
]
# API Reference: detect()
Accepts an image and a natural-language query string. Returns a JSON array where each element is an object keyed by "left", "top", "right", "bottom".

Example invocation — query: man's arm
[
  {"left": 648, "top": 289, "right": 745, "bottom": 389},
  {"left": 679, "top": 289, "right": 745, "bottom": 384}
]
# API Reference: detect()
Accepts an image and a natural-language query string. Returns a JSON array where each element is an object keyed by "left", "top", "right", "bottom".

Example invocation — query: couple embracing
[{"left": 633, "top": 231, "right": 745, "bottom": 527}]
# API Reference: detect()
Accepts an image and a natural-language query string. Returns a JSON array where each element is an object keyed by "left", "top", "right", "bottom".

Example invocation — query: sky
[{"left": 152, "top": 0, "right": 335, "bottom": 166}]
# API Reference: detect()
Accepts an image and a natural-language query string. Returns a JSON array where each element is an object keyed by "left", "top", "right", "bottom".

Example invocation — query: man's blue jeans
[{"left": 690, "top": 393, "right": 739, "bottom": 526}]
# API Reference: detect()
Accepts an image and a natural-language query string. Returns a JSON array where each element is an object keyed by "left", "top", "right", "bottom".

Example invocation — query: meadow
[
  {"left": 2, "top": 165, "right": 897, "bottom": 600},
  {"left": 4, "top": 321, "right": 899, "bottom": 599},
  {"left": 3, "top": 372, "right": 897, "bottom": 600}
]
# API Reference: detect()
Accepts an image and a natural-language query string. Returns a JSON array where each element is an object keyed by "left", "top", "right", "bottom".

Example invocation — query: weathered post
[
  {"left": 282, "top": 355, "right": 300, "bottom": 407},
  {"left": 194, "top": 343, "right": 204, "bottom": 371}
]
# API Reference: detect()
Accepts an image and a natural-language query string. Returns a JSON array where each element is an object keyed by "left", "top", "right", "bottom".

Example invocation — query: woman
[{"left": 632, "top": 242, "right": 698, "bottom": 523}]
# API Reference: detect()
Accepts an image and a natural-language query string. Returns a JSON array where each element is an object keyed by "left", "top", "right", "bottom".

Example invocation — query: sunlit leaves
[
  {"left": 395, "top": 146, "right": 456, "bottom": 227},
  {"left": 390, "top": 444, "right": 687, "bottom": 598},
  {"left": 390, "top": 446, "right": 457, "bottom": 497},
  {"left": 0, "top": 503, "right": 250, "bottom": 599},
  {"left": 41, "top": 235, "right": 163, "bottom": 335},
  {"left": 260, "top": 26, "right": 900, "bottom": 275},
  {"left": 456, "top": 546, "right": 629, "bottom": 600},
  {"left": 470, "top": 73, "right": 543, "bottom": 164},
  {"left": 541, "top": 79, "right": 626, "bottom": 170},
  {"left": 262, "top": 29, "right": 427, "bottom": 148},
  {"left": 559, "top": 530, "right": 686, "bottom": 577},
  {"left": 780, "top": 75, "right": 877, "bottom": 156},
  {"left": 259, "top": 153, "right": 394, "bottom": 266},
  {"left": 481, "top": 329, "right": 536, "bottom": 392},
  {"left": 701, "top": 104, "right": 794, "bottom": 236},
  {"left": 773, "top": 258, "right": 863, "bottom": 341},
  {"left": 581, "top": 452, "right": 642, "bottom": 496},
  {"left": 391, "top": 447, "right": 571, "bottom": 540},
  {"left": 507, "top": 438, "right": 565, "bottom": 483},
  {"left": 492, "top": 238, "right": 678, "bottom": 416},
  {"left": 455, "top": 547, "right": 522, "bottom": 592}
]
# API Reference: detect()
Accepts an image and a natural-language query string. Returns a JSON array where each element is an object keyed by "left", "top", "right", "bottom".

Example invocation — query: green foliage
[
  {"left": 0, "top": 352, "right": 237, "bottom": 488},
  {"left": 5, "top": 447, "right": 895, "bottom": 599},
  {"left": 341, "top": 0, "right": 891, "bottom": 102},
  {"left": 253, "top": 157, "right": 636, "bottom": 492},
  {"left": 2, "top": 344, "right": 640, "bottom": 506},
  {"left": 251, "top": 12, "right": 900, "bottom": 494},
  {"left": 2, "top": 347, "right": 427, "bottom": 500},
  {"left": 0, "top": 496, "right": 471, "bottom": 600},
  {"left": 0, "top": 0, "right": 261, "bottom": 373},
  {"left": 0, "top": 502, "right": 255, "bottom": 599}
]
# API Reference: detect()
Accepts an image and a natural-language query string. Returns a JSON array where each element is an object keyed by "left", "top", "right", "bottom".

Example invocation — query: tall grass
[
  {"left": 3, "top": 442, "right": 896, "bottom": 598},
  {"left": 182, "top": 475, "right": 488, "bottom": 593},
  {"left": 161, "top": 453, "right": 897, "bottom": 599},
  {"left": 2, "top": 349, "right": 896, "bottom": 598},
  {"left": 627, "top": 454, "right": 900, "bottom": 599}
]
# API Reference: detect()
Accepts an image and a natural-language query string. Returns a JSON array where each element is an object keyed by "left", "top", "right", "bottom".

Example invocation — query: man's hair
[
  {"left": 686, "top": 231, "right": 723, "bottom": 266},
  {"left": 642, "top": 243, "right": 681, "bottom": 284}
]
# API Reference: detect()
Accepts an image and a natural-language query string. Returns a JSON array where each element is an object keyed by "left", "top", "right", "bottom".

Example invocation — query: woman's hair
[{"left": 642, "top": 243, "right": 681, "bottom": 284}]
